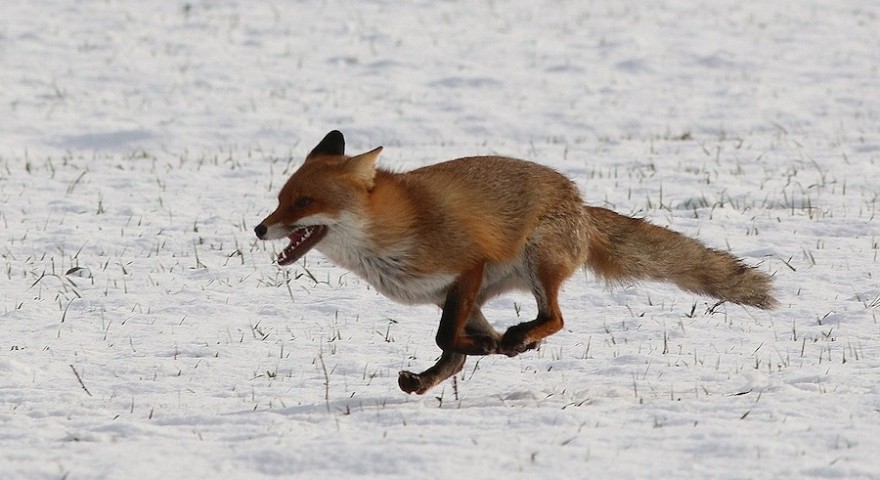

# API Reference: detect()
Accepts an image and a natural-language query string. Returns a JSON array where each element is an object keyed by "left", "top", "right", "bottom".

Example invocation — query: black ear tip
[{"left": 310, "top": 130, "right": 345, "bottom": 156}]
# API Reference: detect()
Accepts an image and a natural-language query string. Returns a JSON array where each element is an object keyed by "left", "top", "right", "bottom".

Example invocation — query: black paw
[
  {"left": 499, "top": 327, "right": 541, "bottom": 357},
  {"left": 398, "top": 370, "right": 428, "bottom": 395}
]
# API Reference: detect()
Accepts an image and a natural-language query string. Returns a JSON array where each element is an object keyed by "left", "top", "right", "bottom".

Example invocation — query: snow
[{"left": 2, "top": 0, "right": 879, "bottom": 478}]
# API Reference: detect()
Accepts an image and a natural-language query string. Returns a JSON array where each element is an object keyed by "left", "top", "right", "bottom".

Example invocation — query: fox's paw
[
  {"left": 398, "top": 371, "right": 430, "bottom": 395},
  {"left": 498, "top": 327, "right": 542, "bottom": 357}
]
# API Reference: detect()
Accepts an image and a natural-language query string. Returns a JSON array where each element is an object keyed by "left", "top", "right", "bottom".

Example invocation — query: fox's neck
[
  {"left": 313, "top": 174, "right": 451, "bottom": 303},
  {"left": 315, "top": 169, "right": 416, "bottom": 265}
]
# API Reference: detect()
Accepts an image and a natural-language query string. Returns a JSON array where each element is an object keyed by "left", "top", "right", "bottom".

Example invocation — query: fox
[{"left": 255, "top": 130, "right": 777, "bottom": 395}]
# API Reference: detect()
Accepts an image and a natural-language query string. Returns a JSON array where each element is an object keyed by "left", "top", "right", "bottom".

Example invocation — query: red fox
[{"left": 255, "top": 131, "right": 777, "bottom": 394}]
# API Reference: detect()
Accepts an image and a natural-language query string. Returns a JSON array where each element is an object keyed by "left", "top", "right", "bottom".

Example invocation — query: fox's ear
[
  {"left": 346, "top": 146, "right": 383, "bottom": 186},
  {"left": 308, "top": 130, "right": 345, "bottom": 158}
]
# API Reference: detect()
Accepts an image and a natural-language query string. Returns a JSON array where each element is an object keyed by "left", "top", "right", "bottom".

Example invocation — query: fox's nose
[{"left": 254, "top": 224, "right": 267, "bottom": 239}]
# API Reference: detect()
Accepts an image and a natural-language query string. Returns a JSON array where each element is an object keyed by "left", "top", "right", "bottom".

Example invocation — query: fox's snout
[{"left": 254, "top": 220, "right": 294, "bottom": 241}]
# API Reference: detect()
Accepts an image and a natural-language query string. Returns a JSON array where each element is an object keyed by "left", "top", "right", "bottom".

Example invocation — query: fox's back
[
  {"left": 401, "top": 156, "right": 583, "bottom": 227},
  {"left": 384, "top": 156, "right": 586, "bottom": 266}
]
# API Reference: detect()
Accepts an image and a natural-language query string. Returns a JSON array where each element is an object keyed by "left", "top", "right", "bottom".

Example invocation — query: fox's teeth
[
  {"left": 276, "top": 224, "right": 327, "bottom": 267},
  {"left": 293, "top": 228, "right": 311, "bottom": 245}
]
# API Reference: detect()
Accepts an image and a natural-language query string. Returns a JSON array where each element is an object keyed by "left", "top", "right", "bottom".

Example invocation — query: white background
[{"left": 2, "top": 1, "right": 879, "bottom": 478}]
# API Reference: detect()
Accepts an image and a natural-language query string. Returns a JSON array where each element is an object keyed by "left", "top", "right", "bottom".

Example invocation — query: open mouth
[{"left": 277, "top": 225, "right": 328, "bottom": 266}]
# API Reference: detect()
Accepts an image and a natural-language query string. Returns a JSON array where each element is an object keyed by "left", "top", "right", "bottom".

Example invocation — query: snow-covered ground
[{"left": 2, "top": 1, "right": 879, "bottom": 478}]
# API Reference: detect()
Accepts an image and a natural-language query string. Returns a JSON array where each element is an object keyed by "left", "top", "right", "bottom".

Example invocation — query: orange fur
[{"left": 255, "top": 131, "right": 778, "bottom": 394}]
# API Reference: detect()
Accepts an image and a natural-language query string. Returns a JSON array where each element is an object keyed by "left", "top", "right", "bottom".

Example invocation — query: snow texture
[{"left": 2, "top": 1, "right": 879, "bottom": 479}]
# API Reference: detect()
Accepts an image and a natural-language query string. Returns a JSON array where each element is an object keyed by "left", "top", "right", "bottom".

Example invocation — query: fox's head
[{"left": 254, "top": 130, "right": 382, "bottom": 266}]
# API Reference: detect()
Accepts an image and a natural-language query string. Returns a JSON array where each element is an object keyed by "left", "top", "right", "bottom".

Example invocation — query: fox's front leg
[
  {"left": 434, "top": 262, "right": 498, "bottom": 355},
  {"left": 398, "top": 309, "right": 501, "bottom": 394},
  {"left": 398, "top": 350, "right": 466, "bottom": 395},
  {"left": 398, "top": 264, "right": 499, "bottom": 394}
]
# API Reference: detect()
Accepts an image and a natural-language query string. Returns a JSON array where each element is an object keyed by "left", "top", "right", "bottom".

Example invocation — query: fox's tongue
[{"left": 277, "top": 225, "right": 328, "bottom": 266}]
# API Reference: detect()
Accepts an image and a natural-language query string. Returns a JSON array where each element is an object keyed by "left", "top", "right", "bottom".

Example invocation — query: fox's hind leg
[
  {"left": 498, "top": 246, "right": 575, "bottom": 357},
  {"left": 398, "top": 309, "right": 499, "bottom": 394}
]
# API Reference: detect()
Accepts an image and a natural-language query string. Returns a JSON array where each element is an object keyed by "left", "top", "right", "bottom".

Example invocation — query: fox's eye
[{"left": 295, "top": 196, "right": 313, "bottom": 208}]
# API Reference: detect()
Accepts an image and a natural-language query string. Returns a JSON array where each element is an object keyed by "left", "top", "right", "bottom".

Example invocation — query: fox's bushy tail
[{"left": 584, "top": 207, "right": 777, "bottom": 309}]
